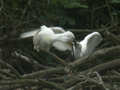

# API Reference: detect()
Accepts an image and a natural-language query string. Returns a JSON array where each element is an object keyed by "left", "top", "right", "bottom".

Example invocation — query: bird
[
  {"left": 20, "top": 26, "right": 65, "bottom": 39},
  {"left": 52, "top": 30, "right": 76, "bottom": 51},
  {"left": 20, "top": 25, "right": 75, "bottom": 52},
  {"left": 73, "top": 32, "right": 103, "bottom": 59}
]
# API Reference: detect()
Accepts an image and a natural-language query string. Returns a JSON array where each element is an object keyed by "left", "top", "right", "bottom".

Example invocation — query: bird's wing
[
  {"left": 20, "top": 29, "right": 40, "bottom": 38},
  {"left": 20, "top": 25, "right": 49, "bottom": 39},
  {"left": 20, "top": 26, "right": 65, "bottom": 39},
  {"left": 53, "top": 41, "right": 72, "bottom": 51},
  {"left": 50, "top": 27, "right": 65, "bottom": 33},
  {"left": 87, "top": 32, "right": 102, "bottom": 47},
  {"left": 83, "top": 32, "right": 103, "bottom": 55}
]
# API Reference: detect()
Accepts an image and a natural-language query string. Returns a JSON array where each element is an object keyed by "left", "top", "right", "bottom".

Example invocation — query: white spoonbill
[
  {"left": 73, "top": 32, "right": 103, "bottom": 59},
  {"left": 21, "top": 25, "right": 75, "bottom": 52}
]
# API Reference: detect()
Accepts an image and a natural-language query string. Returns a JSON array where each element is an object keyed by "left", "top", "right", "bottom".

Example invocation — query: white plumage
[
  {"left": 33, "top": 25, "right": 55, "bottom": 51},
  {"left": 20, "top": 26, "right": 102, "bottom": 59},
  {"left": 21, "top": 25, "right": 75, "bottom": 52},
  {"left": 73, "top": 32, "right": 103, "bottom": 59},
  {"left": 49, "top": 26, "right": 65, "bottom": 33},
  {"left": 52, "top": 31, "right": 75, "bottom": 51},
  {"left": 20, "top": 29, "right": 39, "bottom": 39},
  {"left": 20, "top": 26, "right": 65, "bottom": 39},
  {"left": 33, "top": 25, "right": 75, "bottom": 51}
]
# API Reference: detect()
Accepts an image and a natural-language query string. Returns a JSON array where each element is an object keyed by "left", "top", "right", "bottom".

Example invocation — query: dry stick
[
  {"left": 69, "top": 29, "right": 94, "bottom": 33},
  {"left": 63, "top": 75, "right": 86, "bottom": 88},
  {"left": 0, "top": 59, "right": 21, "bottom": 78},
  {"left": 66, "top": 78, "right": 97, "bottom": 90},
  {"left": 15, "top": 0, "right": 32, "bottom": 29},
  {"left": 69, "top": 45, "right": 120, "bottom": 70},
  {"left": 0, "top": 0, "right": 4, "bottom": 11},
  {"left": 48, "top": 52, "right": 68, "bottom": 66},
  {"left": 82, "top": 59, "right": 120, "bottom": 74},
  {"left": 104, "top": 30, "right": 120, "bottom": 45},
  {"left": 0, "top": 79, "right": 65, "bottom": 90},
  {"left": 49, "top": 76, "right": 65, "bottom": 81},
  {"left": 64, "top": 58, "right": 120, "bottom": 89},
  {"left": 68, "top": 24, "right": 117, "bottom": 33},
  {"left": 0, "top": 73, "right": 8, "bottom": 79},
  {"left": 22, "top": 67, "right": 65, "bottom": 79},
  {"left": 0, "top": 69, "right": 17, "bottom": 79},
  {"left": 15, "top": 51, "right": 52, "bottom": 69},
  {"left": 94, "top": 72, "right": 109, "bottom": 90},
  {"left": 111, "top": 70, "right": 120, "bottom": 76},
  {"left": 65, "top": 73, "right": 120, "bottom": 90},
  {"left": 102, "top": 75, "right": 120, "bottom": 82},
  {"left": 67, "top": 74, "right": 114, "bottom": 90},
  {"left": 63, "top": 73, "right": 100, "bottom": 89},
  {"left": 39, "top": 49, "right": 68, "bottom": 66},
  {"left": 105, "top": 0, "right": 114, "bottom": 25}
]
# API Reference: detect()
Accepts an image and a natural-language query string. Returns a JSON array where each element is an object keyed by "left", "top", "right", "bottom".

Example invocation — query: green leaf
[
  {"left": 64, "top": 2, "right": 88, "bottom": 8},
  {"left": 111, "top": 0, "right": 120, "bottom": 3}
]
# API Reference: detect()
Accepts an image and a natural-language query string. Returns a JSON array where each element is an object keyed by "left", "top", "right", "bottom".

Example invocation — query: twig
[
  {"left": 15, "top": 0, "right": 32, "bottom": 28},
  {"left": 102, "top": 75, "right": 120, "bottom": 82},
  {"left": 82, "top": 59, "right": 120, "bottom": 74},
  {"left": 104, "top": 30, "right": 120, "bottom": 45},
  {"left": 0, "top": 79, "right": 65, "bottom": 90},
  {"left": 111, "top": 70, "right": 120, "bottom": 76},
  {"left": 0, "top": 69, "right": 17, "bottom": 79},
  {"left": 0, "top": 0, "right": 4, "bottom": 12},
  {"left": 69, "top": 45, "right": 120, "bottom": 71},
  {"left": 0, "top": 73, "right": 11, "bottom": 80},
  {"left": 94, "top": 72, "right": 109, "bottom": 90},
  {"left": 63, "top": 75, "right": 85, "bottom": 88},
  {"left": 0, "top": 59, "right": 21, "bottom": 78},
  {"left": 32, "top": 48, "right": 67, "bottom": 66},
  {"left": 15, "top": 50, "right": 52, "bottom": 69},
  {"left": 105, "top": 0, "right": 114, "bottom": 25},
  {"left": 22, "top": 67, "right": 65, "bottom": 79},
  {"left": 48, "top": 52, "right": 68, "bottom": 66},
  {"left": 63, "top": 73, "right": 100, "bottom": 89}
]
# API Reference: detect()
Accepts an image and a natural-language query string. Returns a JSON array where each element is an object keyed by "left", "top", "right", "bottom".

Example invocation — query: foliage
[{"left": 111, "top": 0, "right": 120, "bottom": 3}]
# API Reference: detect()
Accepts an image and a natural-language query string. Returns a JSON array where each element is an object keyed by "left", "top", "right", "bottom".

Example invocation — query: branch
[
  {"left": 0, "top": 79, "right": 65, "bottom": 90},
  {"left": 0, "top": 59, "right": 21, "bottom": 78},
  {"left": 48, "top": 52, "right": 68, "bottom": 66},
  {"left": 69, "top": 45, "right": 120, "bottom": 71},
  {"left": 0, "top": 69, "right": 17, "bottom": 79},
  {"left": 22, "top": 67, "right": 65, "bottom": 79},
  {"left": 104, "top": 30, "right": 120, "bottom": 45},
  {"left": 105, "top": 0, "right": 114, "bottom": 25},
  {"left": 82, "top": 59, "right": 120, "bottom": 74}
]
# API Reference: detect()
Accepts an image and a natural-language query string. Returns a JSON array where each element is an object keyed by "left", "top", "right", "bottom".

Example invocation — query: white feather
[
  {"left": 33, "top": 25, "right": 55, "bottom": 51},
  {"left": 20, "top": 26, "right": 66, "bottom": 39},
  {"left": 52, "top": 31, "right": 75, "bottom": 51},
  {"left": 33, "top": 25, "right": 75, "bottom": 52},
  {"left": 73, "top": 32, "right": 103, "bottom": 59},
  {"left": 20, "top": 29, "right": 39, "bottom": 38},
  {"left": 50, "top": 27, "right": 65, "bottom": 33}
]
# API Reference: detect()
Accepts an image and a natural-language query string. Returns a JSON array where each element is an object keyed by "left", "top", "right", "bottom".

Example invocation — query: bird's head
[
  {"left": 40, "top": 25, "right": 51, "bottom": 31},
  {"left": 64, "top": 31, "right": 75, "bottom": 41},
  {"left": 40, "top": 25, "right": 47, "bottom": 29}
]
